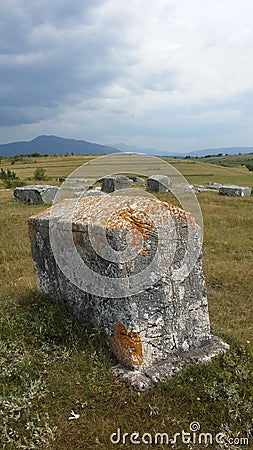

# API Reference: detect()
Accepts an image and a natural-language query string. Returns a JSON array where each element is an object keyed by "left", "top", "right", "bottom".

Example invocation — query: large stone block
[
  {"left": 146, "top": 174, "right": 171, "bottom": 192},
  {"left": 101, "top": 176, "right": 133, "bottom": 192},
  {"left": 219, "top": 185, "right": 251, "bottom": 197},
  {"left": 28, "top": 195, "right": 228, "bottom": 389},
  {"left": 14, "top": 185, "right": 59, "bottom": 205}
]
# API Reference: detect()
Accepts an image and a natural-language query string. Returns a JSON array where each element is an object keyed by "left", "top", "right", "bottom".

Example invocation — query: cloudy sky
[{"left": 1, "top": 0, "right": 253, "bottom": 152}]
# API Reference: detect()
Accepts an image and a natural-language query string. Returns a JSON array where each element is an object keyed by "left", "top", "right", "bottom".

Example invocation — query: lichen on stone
[{"left": 108, "top": 323, "right": 143, "bottom": 367}]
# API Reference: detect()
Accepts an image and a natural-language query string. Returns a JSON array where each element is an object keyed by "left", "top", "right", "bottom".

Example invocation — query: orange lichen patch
[
  {"left": 161, "top": 202, "right": 197, "bottom": 235},
  {"left": 108, "top": 322, "right": 143, "bottom": 367},
  {"left": 163, "top": 202, "right": 197, "bottom": 228},
  {"left": 29, "top": 196, "right": 197, "bottom": 235},
  {"left": 54, "top": 196, "right": 193, "bottom": 229},
  {"left": 107, "top": 206, "right": 156, "bottom": 243}
]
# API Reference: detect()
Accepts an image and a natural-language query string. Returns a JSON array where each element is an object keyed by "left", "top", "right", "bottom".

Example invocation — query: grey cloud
[
  {"left": 1, "top": 0, "right": 253, "bottom": 151},
  {"left": 0, "top": 0, "right": 126, "bottom": 125},
  {"left": 0, "top": 105, "right": 53, "bottom": 126}
]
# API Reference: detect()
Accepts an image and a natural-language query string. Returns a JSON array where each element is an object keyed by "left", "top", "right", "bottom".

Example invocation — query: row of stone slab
[
  {"left": 14, "top": 177, "right": 251, "bottom": 205},
  {"left": 13, "top": 175, "right": 172, "bottom": 205},
  {"left": 100, "top": 174, "right": 171, "bottom": 193}
]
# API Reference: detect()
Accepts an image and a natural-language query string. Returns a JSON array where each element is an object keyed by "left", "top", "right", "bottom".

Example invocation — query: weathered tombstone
[
  {"left": 28, "top": 195, "right": 228, "bottom": 390},
  {"left": 14, "top": 185, "right": 58, "bottom": 205},
  {"left": 146, "top": 174, "right": 171, "bottom": 192},
  {"left": 101, "top": 175, "right": 133, "bottom": 192},
  {"left": 219, "top": 185, "right": 251, "bottom": 197}
]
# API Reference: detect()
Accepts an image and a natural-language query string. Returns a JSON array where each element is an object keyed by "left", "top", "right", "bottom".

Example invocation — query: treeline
[
  {"left": 185, "top": 152, "right": 253, "bottom": 160},
  {"left": 0, "top": 152, "right": 76, "bottom": 163},
  {"left": 10, "top": 153, "right": 49, "bottom": 161}
]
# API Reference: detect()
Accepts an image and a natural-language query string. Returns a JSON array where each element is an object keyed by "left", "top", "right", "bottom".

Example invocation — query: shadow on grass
[{"left": 2, "top": 289, "right": 112, "bottom": 359}]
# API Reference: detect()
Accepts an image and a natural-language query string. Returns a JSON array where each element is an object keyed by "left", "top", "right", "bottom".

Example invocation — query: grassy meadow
[
  {"left": 196, "top": 153, "right": 253, "bottom": 169},
  {"left": 0, "top": 155, "right": 253, "bottom": 449},
  {"left": 1, "top": 152, "right": 253, "bottom": 187}
]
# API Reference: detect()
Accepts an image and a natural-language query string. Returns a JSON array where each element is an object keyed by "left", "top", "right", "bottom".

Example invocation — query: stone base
[{"left": 111, "top": 335, "right": 229, "bottom": 390}]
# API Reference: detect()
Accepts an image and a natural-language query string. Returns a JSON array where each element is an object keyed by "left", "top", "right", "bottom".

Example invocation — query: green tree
[
  {"left": 0, "top": 167, "right": 24, "bottom": 188},
  {"left": 34, "top": 167, "right": 46, "bottom": 180},
  {"left": 0, "top": 168, "right": 17, "bottom": 180}
]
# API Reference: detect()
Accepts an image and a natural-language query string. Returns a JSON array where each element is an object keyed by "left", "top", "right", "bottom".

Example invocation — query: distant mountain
[
  {"left": 112, "top": 142, "right": 176, "bottom": 156},
  {"left": 112, "top": 142, "right": 158, "bottom": 155},
  {"left": 0, "top": 135, "right": 120, "bottom": 157},
  {"left": 187, "top": 147, "right": 253, "bottom": 157},
  {"left": 113, "top": 143, "right": 253, "bottom": 158},
  {"left": 1, "top": 135, "right": 253, "bottom": 158}
]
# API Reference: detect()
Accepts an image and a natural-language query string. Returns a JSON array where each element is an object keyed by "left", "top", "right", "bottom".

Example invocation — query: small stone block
[
  {"left": 14, "top": 185, "right": 58, "bottom": 204},
  {"left": 146, "top": 174, "right": 171, "bottom": 192},
  {"left": 219, "top": 185, "right": 251, "bottom": 196}
]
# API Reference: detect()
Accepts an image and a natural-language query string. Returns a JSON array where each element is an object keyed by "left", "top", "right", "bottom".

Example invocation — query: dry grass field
[
  {"left": 0, "top": 155, "right": 252, "bottom": 449},
  {"left": 1, "top": 153, "right": 253, "bottom": 186}
]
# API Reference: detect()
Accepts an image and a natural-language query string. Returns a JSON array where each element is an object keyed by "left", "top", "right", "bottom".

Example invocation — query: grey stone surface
[
  {"left": 128, "top": 175, "right": 145, "bottom": 184},
  {"left": 195, "top": 188, "right": 218, "bottom": 193},
  {"left": 59, "top": 178, "right": 94, "bottom": 183},
  {"left": 101, "top": 176, "right": 133, "bottom": 192},
  {"left": 178, "top": 183, "right": 221, "bottom": 194},
  {"left": 82, "top": 190, "right": 104, "bottom": 197},
  {"left": 54, "top": 186, "right": 103, "bottom": 201},
  {"left": 14, "top": 185, "right": 59, "bottom": 204},
  {"left": 28, "top": 196, "right": 228, "bottom": 389},
  {"left": 146, "top": 174, "right": 171, "bottom": 192},
  {"left": 219, "top": 185, "right": 251, "bottom": 196},
  {"left": 206, "top": 182, "right": 224, "bottom": 190}
]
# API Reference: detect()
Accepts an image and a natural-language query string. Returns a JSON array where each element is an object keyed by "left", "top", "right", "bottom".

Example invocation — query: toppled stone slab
[
  {"left": 219, "top": 185, "right": 251, "bottom": 197},
  {"left": 206, "top": 182, "right": 224, "bottom": 190},
  {"left": 195, "top": 188, "right": 218, "bottom": 193},
  {"left": 101, "top": 176, "right": 133, "bottom": 192},
  {"left": 83, "top": 190, "right": 104, "bottom": 197},
  {"left": 59, "top": 178, "right": 94, "bottom": 183},
  {"left": 175, "top": 183, "right": 195, "bottom": 193},
  {"left": 28, "top": 195, "right": 228, "bottom": 389},
  {"left": 146, "top": 174, "right": 171, "bottom": 192},
  {"left": 72, "top": 190, "right": 104, "bottom": 198},
  {"left": 56, "top": 186, "right": 103, "bottom": 201},
  {"left": 14, "top": 185, "right": 58, "bottom": 205},
  {"left": 128, "top": 175, "right": 145, "bottom": 184}
]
